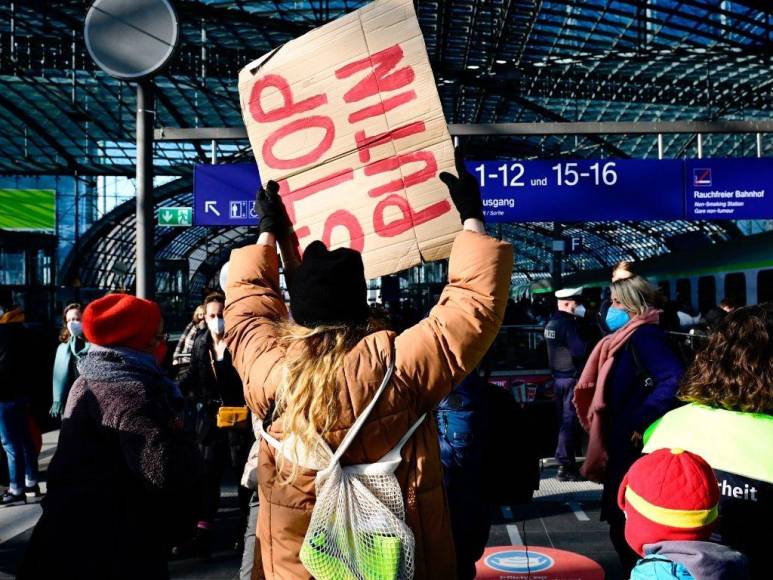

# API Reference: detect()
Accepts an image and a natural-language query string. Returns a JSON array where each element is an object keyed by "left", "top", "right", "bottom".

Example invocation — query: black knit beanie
[{"left": 289, "top": 241, "right": 369, "bottom": 328}]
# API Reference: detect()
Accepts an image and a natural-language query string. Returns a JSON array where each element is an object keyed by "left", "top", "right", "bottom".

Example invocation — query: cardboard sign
[{"left": 238, "top": 0, "right": 460, "bottom": 278}]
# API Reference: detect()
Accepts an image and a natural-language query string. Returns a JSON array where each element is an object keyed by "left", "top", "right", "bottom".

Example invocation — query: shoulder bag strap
[
  {"left": 327, "top": 361, "right": 395, "bottom": 468},
  {"left": 627, "top": 340, "right": 655, "bottom": 389},
  {"left": 258, "top": 361, "right": 397, "bottom": 469}
]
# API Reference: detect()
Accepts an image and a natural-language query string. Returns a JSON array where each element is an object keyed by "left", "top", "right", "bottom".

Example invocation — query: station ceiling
[{"left": 4, "top": 1, "right": 770, "bottom": 287}]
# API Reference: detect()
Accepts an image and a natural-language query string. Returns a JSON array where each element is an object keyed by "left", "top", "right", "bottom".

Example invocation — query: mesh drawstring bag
[{"left": 260, "top": 362, "right": 425, "bottom": 580}]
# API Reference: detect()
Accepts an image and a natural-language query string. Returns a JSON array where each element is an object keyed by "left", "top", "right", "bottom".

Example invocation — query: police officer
[{"left": 545, "top": 287, "right": 587, "bottom": 481}]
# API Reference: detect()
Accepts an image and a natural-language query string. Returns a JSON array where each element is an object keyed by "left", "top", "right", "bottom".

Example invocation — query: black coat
[
  {"left": 18, "top": 347, "right": 203, "bottom": 580},
  {"left": 179, "top": 329, "right": 244, "bottom": 406},
  {"left": 0, "top": 320, "right": 29, "bottom": 401}
]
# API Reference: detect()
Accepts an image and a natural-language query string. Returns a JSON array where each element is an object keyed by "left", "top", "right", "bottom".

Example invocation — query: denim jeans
[{"left": 0, "top": 399, "right": 39, "bottom": 493}]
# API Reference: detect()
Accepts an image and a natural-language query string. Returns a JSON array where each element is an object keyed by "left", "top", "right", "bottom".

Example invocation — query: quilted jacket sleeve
[
  {"left": 395, "top": 230, "right": 513, "bottom": 410},
  {"left": 223, "top": 244, "right": 288, "bottom": 419}
]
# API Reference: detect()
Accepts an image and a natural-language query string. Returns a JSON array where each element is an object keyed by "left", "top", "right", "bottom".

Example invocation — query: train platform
[{"left": 0, "top": 431, "right": 625, "bottom": 580}]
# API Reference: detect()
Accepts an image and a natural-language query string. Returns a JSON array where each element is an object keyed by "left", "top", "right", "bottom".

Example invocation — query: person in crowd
[
  {"left": 50, "top": 303, "right": 90, "bottom": 418},
  {"left": 177, "top": 292, "right": 253, "bottom": 557},
  {"left": 544, "top": 287, "right": 587, "bottom": 481},
  {"left": 18, "top": 293, "right": 202, "bottom": 580},
  {"left": 223, "top": 151, "right": 512, "bottom": 579},
  {"left": 643, "top": 304, "right": 773, "bottom": 579},
  {"left": 172, "top": 304, "right": 206, "bottom": 375},
  {"left": 620, "top": 448, "right": 749, "bottom": 580},
  {"left": 435, "top": 371, "right": 492, "bottom": 579},
  {"left": 0, "top": 289, "right": 40, "bottom": 505},
  {"left": 598, "top": 261, "right": 636, "bottom": 334},
  {"left": 574, "top": 274, "right": 684, "bottom": 573}
]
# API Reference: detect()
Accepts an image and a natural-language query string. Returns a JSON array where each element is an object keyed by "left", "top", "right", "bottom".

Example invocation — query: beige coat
[{"left": 224, "top": 230, "right": 512, "bottom": 579}]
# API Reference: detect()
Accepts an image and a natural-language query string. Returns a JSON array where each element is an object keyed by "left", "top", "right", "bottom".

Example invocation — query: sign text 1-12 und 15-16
[
  {"left": 474, "top": 161, "right": 619, "bottom": 188},
  {"left": 469, "top": 159, "right": 685, "bottom": 222}
]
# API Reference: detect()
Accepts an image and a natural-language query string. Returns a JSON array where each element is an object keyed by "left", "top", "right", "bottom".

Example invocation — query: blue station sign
[
  {"left": 193, "top": 163, "right": 262, "bottom": 226},
  {"left": 193, "top": 158, "right": 773, "bottom": 226},
  {"left": 470, "top": 159, "right": 685, "bottom": 221},
  {"left": 684, "top": 158, "right": 773, "bottom": 219}
]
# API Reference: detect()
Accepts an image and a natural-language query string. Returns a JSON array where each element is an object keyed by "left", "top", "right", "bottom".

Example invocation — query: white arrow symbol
[
  {"left": 205, "top": 201, "right": 221, "bottom": 216},
  {"left": 162, "top": 211, "right": 173, "bottom": 222}
]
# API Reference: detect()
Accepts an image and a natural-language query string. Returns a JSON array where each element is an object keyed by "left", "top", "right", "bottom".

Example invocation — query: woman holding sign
[{"left": 223, "top": 152, "right": 512, "bottom": 580}]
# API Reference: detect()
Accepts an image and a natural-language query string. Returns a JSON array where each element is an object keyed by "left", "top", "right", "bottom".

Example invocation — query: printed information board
[
  {"left": 194, "top": 157, "right": 773, "bottom": 231},
  {"left": 237, "top": 0, "right": 459, "bottom": 278},
  {"left": 473, "top": 159, "right": 685, "bottom": 221},
  {"left": 194, "top": 163, "right": 262, "bottom": 226},
  {"left": 684, "top": 158, "right": 773, "bottom": 219}
]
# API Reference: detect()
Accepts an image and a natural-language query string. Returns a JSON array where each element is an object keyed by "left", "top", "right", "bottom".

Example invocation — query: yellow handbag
[
  {"left": 208, "top": 349, "right": 249, "bottom": 429},
  {"left": 216, "top": 406, "right": 250, "bottom": 429}
]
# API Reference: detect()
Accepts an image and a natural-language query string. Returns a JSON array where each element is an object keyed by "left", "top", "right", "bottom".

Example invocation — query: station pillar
[
  {"left": 551, "top": 223, "right": 564, "bottom": 292},
  {"left": 136, "top": 80, "right": 155, "bottom": 300}
]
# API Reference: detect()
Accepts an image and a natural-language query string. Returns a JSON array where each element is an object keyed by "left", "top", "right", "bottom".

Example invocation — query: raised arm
[
  {"left": 396, "top": 150, "right": 513, "bottom": 409},
  {"left": 396, "top": 229, "right": 512, "bottom": 409},
  {"left": 223, "top": 241, "right": 287, "bottom": 418},
  {"left": 223, "top": 181, "right": 294, "bottom": 417}
]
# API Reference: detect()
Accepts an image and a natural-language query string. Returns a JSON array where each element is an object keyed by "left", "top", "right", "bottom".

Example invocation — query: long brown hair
[
  {"left": 274, "top": 318, "right": 380, "bottom": 484},
  {"left": 59, "top": 303, "right": 82, "bottom": 343},
  {"left": 679, "top": 303, "right": 773, "bottom": 414}
]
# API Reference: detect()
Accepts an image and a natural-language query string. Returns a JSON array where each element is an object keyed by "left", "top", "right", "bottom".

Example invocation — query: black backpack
[
  {"left": 436, "top": 375, "right": 540, "bottom": 506},
  {"left": 483, "top": 382, "right": 541, "bottom": 505}
]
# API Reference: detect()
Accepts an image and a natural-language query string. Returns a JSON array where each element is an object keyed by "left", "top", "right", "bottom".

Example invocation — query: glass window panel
[{"left": 0, "top": 249, "right": 25, "bottom": 285}]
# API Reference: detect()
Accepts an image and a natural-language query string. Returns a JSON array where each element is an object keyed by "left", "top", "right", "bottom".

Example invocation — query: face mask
[
  {"left": 574, "top": 304, "right": 586, "bottom": 318},
  {"left": 153, "top": 341, "right": 168, "bottom": 366},
  {"left": 606, "top": 307, "right": 631, "bottom": 332},
  {"left": 0, "top": 307, "right": 4, "bottom": 316},
  {"left": 207, "top": 317, "right": 225, "bottom": 336},
  {"left": 67, "top": 320, "right": 83, "bottom": 338}
]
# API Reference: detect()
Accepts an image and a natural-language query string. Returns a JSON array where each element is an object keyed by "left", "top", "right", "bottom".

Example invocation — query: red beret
[
  {"left": 618, "top": 448, "right": 719, "bottom": 556},
  {"left": 82, "top": 294, "right": 162, "bottom": 350}
]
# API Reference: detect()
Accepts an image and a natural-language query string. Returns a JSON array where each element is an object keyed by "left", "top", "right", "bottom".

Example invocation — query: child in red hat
[{"left": 619, "top": 448, "right": 749, "bottom": 580}]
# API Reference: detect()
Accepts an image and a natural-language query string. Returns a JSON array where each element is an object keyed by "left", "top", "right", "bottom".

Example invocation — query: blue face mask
[{"left": 606, "top": 306, "right": 630, "bottom": 332}]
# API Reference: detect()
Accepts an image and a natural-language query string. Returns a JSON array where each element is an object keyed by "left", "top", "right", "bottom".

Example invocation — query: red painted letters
[
  {"left": 249, "top": 74, "right": 327, "bottom": 123},
  {"left": 365, "top": 151, "right": 438, "bottom": 198},
  {"left": 336, "top": 44, "right": 415, "bottom": 102},
  {"left": 373, "top": 194, "right": 451, "bottom": 238},
  {"left": 322, "top": 210, "right": 365, "bottom": 252},
  {"left": 355, "top": 121, "right": 426, "bottom": 163},
  {"left": 262, "top": 116, "right": 335, "bottom": 170}
]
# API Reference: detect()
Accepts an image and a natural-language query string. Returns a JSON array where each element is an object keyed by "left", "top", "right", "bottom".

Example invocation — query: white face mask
[
  {"left": 0, "top": 307, "right": 4, "bottom": 316},
  {"left": 574, "top": 304, "right": 586, "bottom": 318},
  {"left": 67, "top": 320, "right": 83, "bottom": 337},
  {"left": 207, "top": 317, "right": 225, "bottom": 336}
]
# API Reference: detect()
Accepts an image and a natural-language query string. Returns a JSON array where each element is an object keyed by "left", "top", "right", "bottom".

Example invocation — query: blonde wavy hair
[
  {"left": 610, "top": 275, "right": 657, "bottom": 316},
  {"left": 273, "top": 316, "right": 387, "bottom": 484}
]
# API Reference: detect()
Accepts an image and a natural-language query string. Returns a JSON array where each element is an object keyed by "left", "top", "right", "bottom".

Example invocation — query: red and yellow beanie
[
  {"left": 82, "top": 293, "right": 161, "bottom": 350},
  {"left": 618, "top": 448, "right": 719, "bottom": 555}
]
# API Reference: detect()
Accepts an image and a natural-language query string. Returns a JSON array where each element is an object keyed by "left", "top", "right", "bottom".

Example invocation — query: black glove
[
  {"left": 439, "top": 147, "right": 484, "bottom": 224},
  {"left": 256, "top": 180, "right": 290, "bottom": 236}
]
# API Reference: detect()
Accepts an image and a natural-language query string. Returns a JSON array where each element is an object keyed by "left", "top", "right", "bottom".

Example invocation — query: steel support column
[{"left": 136, "top": 81, "right": 155, "bottom": 300}]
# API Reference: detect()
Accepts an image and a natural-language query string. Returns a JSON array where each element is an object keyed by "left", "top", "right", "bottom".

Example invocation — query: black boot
[{"left": 556, "top": 465, "right": 585, "bottom": 482}]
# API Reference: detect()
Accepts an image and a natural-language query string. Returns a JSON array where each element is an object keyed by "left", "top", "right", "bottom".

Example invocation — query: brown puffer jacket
[{"left": 224, "top": 230, "right": 512, "bottom": 580}]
